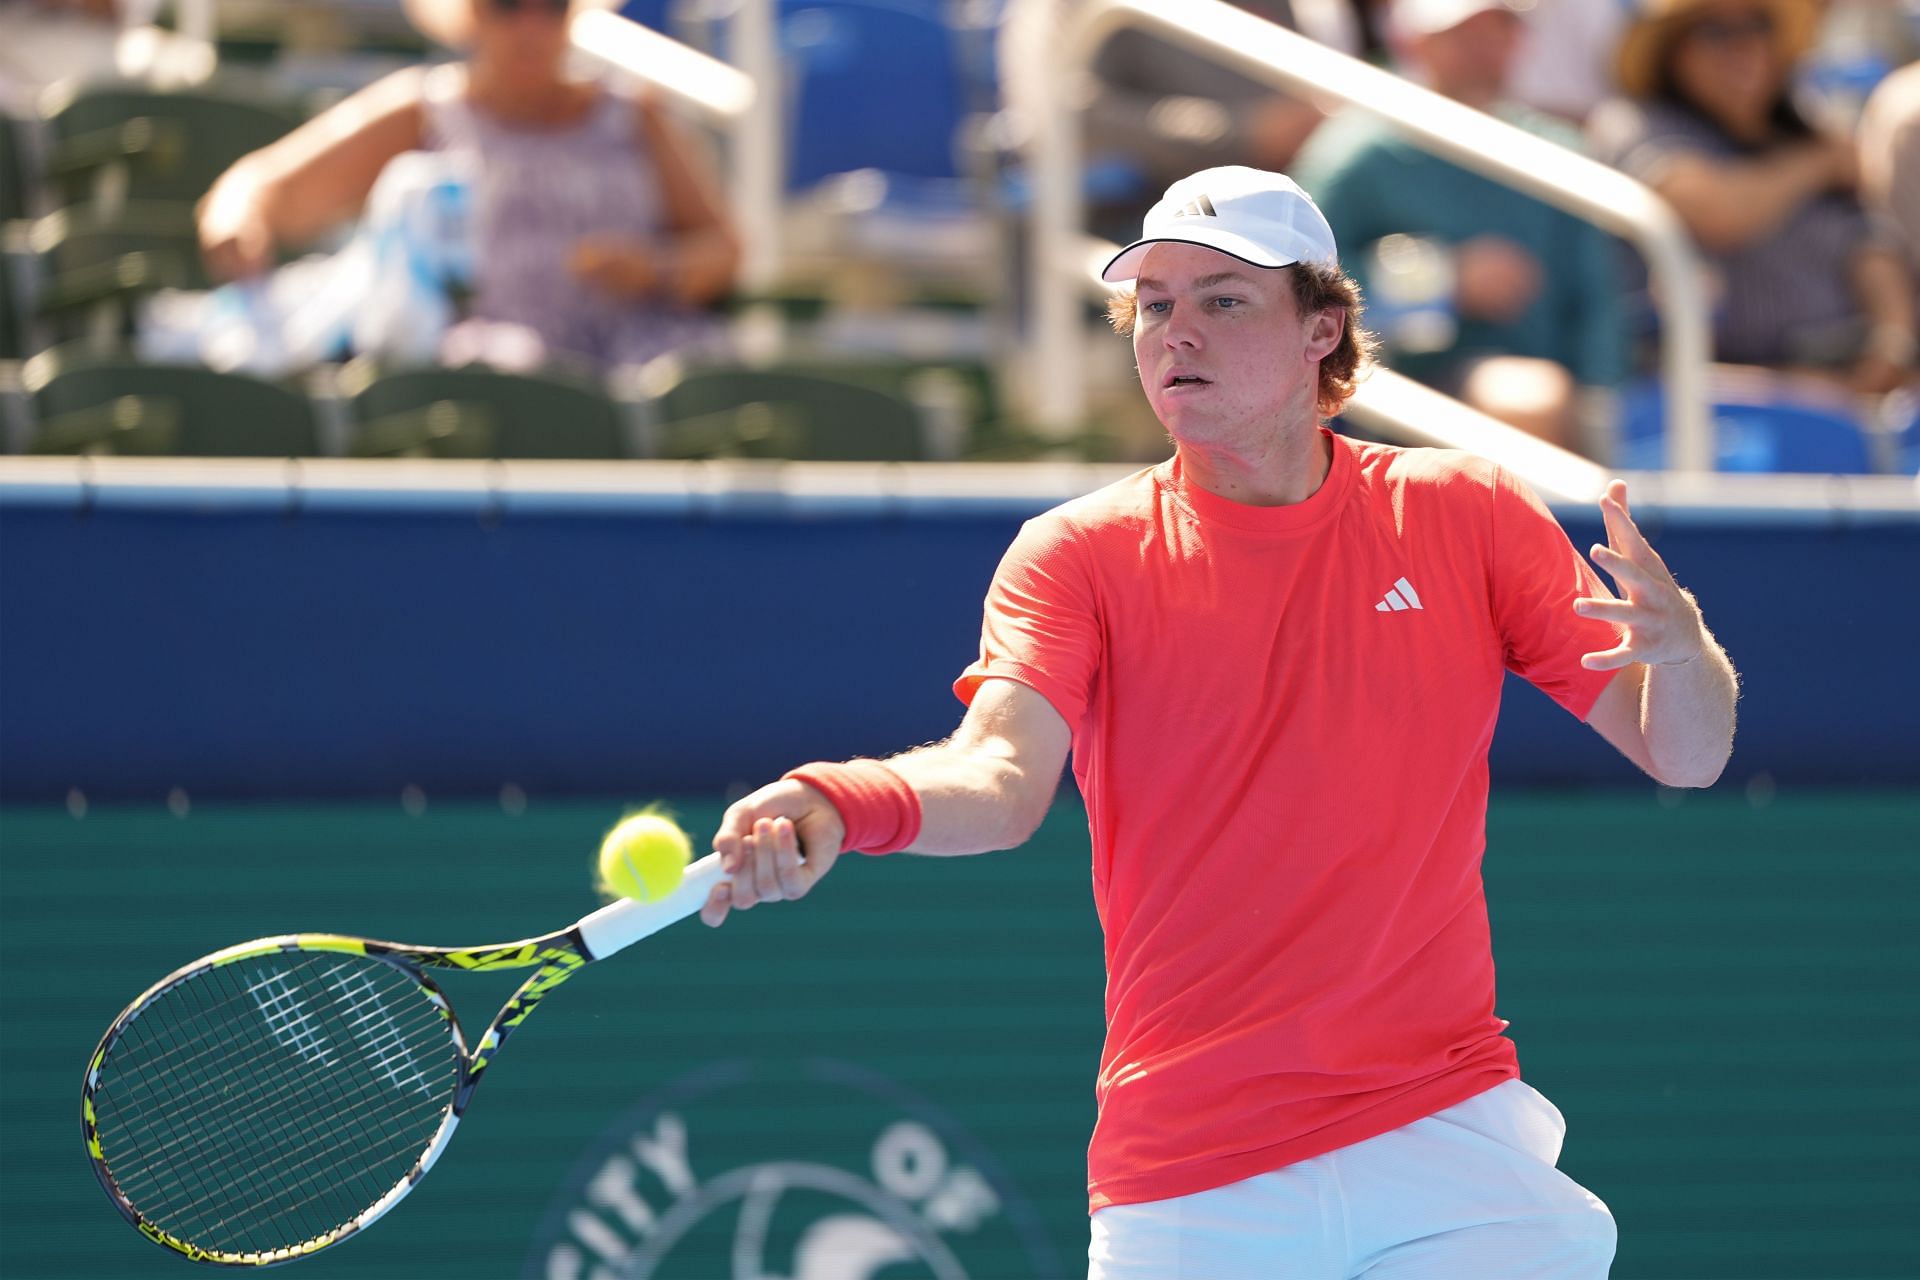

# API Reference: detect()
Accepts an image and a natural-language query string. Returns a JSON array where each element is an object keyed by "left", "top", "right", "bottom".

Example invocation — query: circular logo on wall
[{"left": 523, "top": 1058, "right": 1064, "bottom": 1280}]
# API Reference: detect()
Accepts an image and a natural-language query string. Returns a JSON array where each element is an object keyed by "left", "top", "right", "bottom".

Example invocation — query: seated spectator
[
  {"left": 1292, "top": 0, "right": 1626, "bottom": 448},
  {"left": 197, "top": 0, "right": 739, "bottom": 372},
  {"left": 1588, "top": 0, "right": 1916, "bottom": 395}
]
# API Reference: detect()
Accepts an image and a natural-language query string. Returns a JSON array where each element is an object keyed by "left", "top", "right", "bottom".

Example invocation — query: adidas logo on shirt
[{"left": 1374, "top": 577, "right": 1423, "bottom": 613}]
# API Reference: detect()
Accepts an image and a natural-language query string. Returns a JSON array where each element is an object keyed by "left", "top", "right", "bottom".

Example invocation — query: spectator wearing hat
[
  {"left": 197, "top": 0, "right": 739, "bottom": 371},
  {"left": 1588, "top": 0, "right": 1916, "bottom": 394},
  {"left": 1291, "top": 0, "right": 1628, "bottom": 451}
]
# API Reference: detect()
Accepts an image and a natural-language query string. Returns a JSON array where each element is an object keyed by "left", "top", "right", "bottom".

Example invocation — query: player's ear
[{"left": 1304, "top": 306, "right": 1344, "bottom": 362}]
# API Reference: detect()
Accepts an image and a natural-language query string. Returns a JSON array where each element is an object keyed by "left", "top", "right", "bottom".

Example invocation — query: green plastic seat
[
  {"left": 652, "top": 365, "right": 927, "bottom": 461},
  {"left": 19, "top": 202, "right": 203, "bottom": 346},
  {"left": 40, "top": 81, "right": 306, "bottom": 208},
  {"left": 28, "top": 201, "right": 202, "bottom": 280},
  {"left": 1, "top": 114, "right": 30, "bottom": 223},
  {"left": 344, "top": 363, "right": 628, "bottom": 459},
  {"left": 0, "top": 248, "right": 21, "bottom": 360},
  {"left": 23, "top": 345, "right": 320, "bottom": 456}
]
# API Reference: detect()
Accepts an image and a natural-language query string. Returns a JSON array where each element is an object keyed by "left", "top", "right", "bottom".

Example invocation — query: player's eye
[
  {"left": 1210, "top": 296, "right": 1242, "bottom": 310},
  {"left": 1141, "top": 299, "right": 1172, "bottom": 315}
]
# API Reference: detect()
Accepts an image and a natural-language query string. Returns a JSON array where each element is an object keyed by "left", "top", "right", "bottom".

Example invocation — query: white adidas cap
[{"left": 1100, "top": 165, "right": 1339, "bottom": 284}]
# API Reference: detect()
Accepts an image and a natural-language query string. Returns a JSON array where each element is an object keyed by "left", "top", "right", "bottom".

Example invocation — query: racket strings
[
  {"left": 102, "top": 970, "right": 447, "bottom": 1253},
  {"left": 106, "top": 962, "right": 453, "bottom": 1233},
  {"left": 100, "top": 955, "right": 436, "bottom": 1084},
  {"left": 101, "top": 959, "right": 455, "bottom": 1252},
  {"left": 105, "top": 960, "right": 440, "bottom": 1176},
  {"left": 92, "top": 951, "right": 460, "bottom": 1256}
]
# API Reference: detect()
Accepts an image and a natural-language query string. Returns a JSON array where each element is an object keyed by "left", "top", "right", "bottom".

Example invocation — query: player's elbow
[
  {"left": 996, "top": 763, "right": 1059, "bottom": 847},
  {"left": 1648, "top": 745, "right": 1731, "bottom": 790}
]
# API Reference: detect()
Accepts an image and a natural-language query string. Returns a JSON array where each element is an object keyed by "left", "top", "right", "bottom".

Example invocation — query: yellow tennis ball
[{"left": 596, "top": 810, "right": 691, "bottom": 904}]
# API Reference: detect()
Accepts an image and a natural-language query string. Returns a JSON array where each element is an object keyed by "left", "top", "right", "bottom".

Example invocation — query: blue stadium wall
[{"left": 2, "top": 467, "right": 1916, "bottom": 799}]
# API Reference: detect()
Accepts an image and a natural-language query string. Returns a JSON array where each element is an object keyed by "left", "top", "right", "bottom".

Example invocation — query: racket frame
[{"left": 81, "top": 853, "right": 723, "bottom": 1267}]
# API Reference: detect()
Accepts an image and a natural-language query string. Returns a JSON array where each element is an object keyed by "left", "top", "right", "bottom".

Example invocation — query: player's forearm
[
  {"left": 1638, "top": 604, "right": 1739, "bottom": 789},
  {"left": 882, "top": 742, "right": 1060, "bottom": 857}
]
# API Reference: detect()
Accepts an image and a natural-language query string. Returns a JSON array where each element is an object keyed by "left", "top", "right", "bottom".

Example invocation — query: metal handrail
[
  {"left": 571, "top": 11, "right": 755, "bottom": 125},
  {"left": 1023, "top": 0, "right": 1717, "bottom": 471}
]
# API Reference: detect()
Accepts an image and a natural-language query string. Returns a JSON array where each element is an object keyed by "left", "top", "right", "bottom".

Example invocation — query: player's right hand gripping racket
[{"left": 81, "top": 853, "right": 725, "bottom": 1267}]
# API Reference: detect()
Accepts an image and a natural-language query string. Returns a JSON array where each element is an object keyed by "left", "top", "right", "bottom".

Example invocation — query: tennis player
[{"left": 701, "top": 166, "right": 1739, "bottom": 1278}]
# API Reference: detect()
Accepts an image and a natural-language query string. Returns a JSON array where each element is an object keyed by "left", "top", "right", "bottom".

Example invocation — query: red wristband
[{"left": 782, "top": 759, "right": 922, "bottom": 855}]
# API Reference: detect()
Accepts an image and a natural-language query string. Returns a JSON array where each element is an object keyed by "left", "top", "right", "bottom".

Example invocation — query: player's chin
[
  {"left": 1158, "top": 407, "right": 1225, "bottom": 446},
  {"left": 1147, "top": 393, "right": 1190, "bottom": 428}
]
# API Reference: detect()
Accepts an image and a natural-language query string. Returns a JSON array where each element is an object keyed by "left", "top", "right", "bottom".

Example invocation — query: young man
[{"left": 699, "top": 167, "right": 1739, "bottom": 1278}]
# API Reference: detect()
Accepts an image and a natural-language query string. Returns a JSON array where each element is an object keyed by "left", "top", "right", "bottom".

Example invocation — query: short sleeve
[
  {"left": 953, "top": 514, "right": 1101, "bottom": 731},
  {"left": 1487, "top": 467, "right": 1624, "bottom": 720}
]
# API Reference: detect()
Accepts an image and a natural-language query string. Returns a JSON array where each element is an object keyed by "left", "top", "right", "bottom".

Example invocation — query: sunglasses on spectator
[
  {"left": 1683, "top": 12, "right": 1775, "bottom": 45},
  {"left": 484, "top": 0, "right": 569, "bottom": 15}
]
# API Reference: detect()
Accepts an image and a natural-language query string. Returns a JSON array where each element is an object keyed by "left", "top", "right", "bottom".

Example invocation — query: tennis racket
[{"left": 81, "top": 852, "right": 726, "bottom": 1267}]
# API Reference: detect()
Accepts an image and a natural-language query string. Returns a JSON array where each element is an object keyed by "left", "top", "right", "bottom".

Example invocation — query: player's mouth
[{"left": 1162, "top": 371, "right": 1212, "bottom": 391}]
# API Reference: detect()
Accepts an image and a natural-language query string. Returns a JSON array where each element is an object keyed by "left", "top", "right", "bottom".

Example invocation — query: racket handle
[{"left": 575, "top": 852, "right": 727, "bottom": 960}]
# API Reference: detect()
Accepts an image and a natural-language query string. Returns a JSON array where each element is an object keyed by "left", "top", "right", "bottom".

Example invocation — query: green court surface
[{"left": 1, "top": 790, "right": 1914, "bottom": 1279}]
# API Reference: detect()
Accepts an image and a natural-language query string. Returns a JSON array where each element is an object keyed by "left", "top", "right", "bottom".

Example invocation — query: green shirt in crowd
[{"left": 1291, "top": 104, "right": 1627, "bottom": 390}]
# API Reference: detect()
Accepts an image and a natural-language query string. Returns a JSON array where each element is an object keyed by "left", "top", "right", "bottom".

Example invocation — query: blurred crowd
[
  {"left": 3, "top": 0, "right": 1918, "bottom": 463},
  {"left": 1008, "top": 0, "right": 1919, "bottom": 454}
]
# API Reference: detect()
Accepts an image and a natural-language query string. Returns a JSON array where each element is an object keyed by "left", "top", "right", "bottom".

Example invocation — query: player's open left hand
[
  {"left": 701, "top": 779, "right": 845, "bottom": 927},
  {"left": 1573, "top": 480, "right": 1707, "bottom": 671}
]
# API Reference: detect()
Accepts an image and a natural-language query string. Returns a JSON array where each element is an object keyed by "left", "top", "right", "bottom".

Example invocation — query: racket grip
[{"left": 576, "top": 852, "right": 726, "bottom": 960}]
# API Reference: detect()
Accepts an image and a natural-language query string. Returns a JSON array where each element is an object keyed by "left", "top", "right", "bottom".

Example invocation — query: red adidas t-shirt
[{"left": 954, "top": 431, "right": 1622, "bottom": 1212}]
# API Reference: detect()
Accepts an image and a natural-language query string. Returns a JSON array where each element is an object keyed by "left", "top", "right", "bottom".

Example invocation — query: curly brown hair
[{"left": 1106, "top": 262, "right": 1378, "bottom": 420}]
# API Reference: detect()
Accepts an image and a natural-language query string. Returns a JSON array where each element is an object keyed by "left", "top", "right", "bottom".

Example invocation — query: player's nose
[{"left": 1162, "top": 308, "right": 1203, "bottom": 349}]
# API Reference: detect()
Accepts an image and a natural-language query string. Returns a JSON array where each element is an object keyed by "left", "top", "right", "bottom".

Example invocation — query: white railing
[
  {"left": 4, "top": 456, "right": 1914, "bottom": 522},
  {"left": 571, "top": 10, "right": 755, "bottom": 125},
  {"left": 1022, "top": 0, "right": 1718, "bottom": 472}
]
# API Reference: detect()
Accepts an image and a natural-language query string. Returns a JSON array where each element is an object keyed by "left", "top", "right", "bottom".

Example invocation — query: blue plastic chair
[
  {"left": 1616, "top": 377, "right": 1875, "bottom": 474},
  {"left": 616, "top": 0, "right": 672, "bottom": 30},
  {"left": 781, "top": 1, "right": 967, "bottom": 189}
]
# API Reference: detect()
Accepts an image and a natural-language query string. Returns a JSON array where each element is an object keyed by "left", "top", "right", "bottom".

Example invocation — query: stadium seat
[
  {"left": 1, "top": 115, "right": 30, "bottom": 223},
  {"left": 39, "top": 81, "right": 306, "bottom": 209},
  {"left": 1616, "top": 374, "right": 1875, "bottom": 474},
  {"left": 18, "top": 201, "right": 204, "bottom": 346},
  {"left": 616, "top": 0, "right": 673, "bottom": 31},
  {"left": 650, "top": 364, "right": 926, "bottom": 460},
  {"left": 23, "top": 344, "right": 320, "bottom": 455},
  {"left": 780, "top": 1, "right": 968, "bottom": 189},
  {"left": 343, "top": 363, "right": 628, "bottom": 459},
  {"left": 0, "top": 248, "right": 22, "bottom": 361},
  {"left": 27, "top": 200, "right": 204, "bottom": 283}
]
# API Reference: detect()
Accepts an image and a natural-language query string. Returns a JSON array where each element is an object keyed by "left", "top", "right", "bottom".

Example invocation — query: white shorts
[{"left": 1088, "top": 1079, "right": 1616, "bottom": 1279}]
